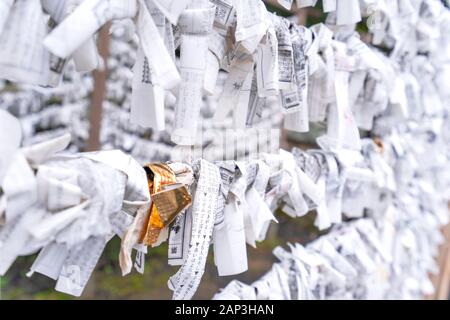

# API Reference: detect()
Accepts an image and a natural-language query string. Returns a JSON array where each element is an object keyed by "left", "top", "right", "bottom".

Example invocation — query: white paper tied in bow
[
  {"left": 212, "top": 162, "right": 236, "bottom": 230},
  {"left": 292, "top": 148, "right": 323, "bottom": 205},
  {"left": 36, "top": 166, "right": 81, "bottom": 209},
  {"left": 239, "top": 161, "right": 277, "bottom": 248},
  {"left": 212, "top": 48, "right": 254, "bottom": 127},
  {"left": 316, "top": 41, "right": 362, "bottom": 153},
  {"left": 281, "top": 149, "right": 325, "bottom": 217},
  {"left": 171, "top": 2, "right": 216, "bottom": 145},
  {"left": 307, "top": 23, "right": 335, "bottom": 123},
  {"left": 28, "top": 154, "right": 126, "bottom": 248},
  {"left": 136, "top": 0, "right": 180, "bottom": 90},
  {"left": 256, "top": 27, "right": 279, "bottom": 98},
  {"left": 203, "top": 29, "right": 227, "bottom": 95},
  {"left": 130, "top": 1, "right": 171, "bottom": 131},
  {"left": 292, "top": 148, "right": 334, "bottom": 230},
  {"left": 42, "top": 0, "right": 99, "bottom": 87},
  {"left": 213, "top": 162, "right": 249, "bottom": 276},
  {"left": 283, "top": 25, "right": 312, "bottom": 133},
  {"left": 271, "top": 16, "right": 294, "bottom": 90},
  {"left": 203, "top": 0, "right": 235, "bottom": 95}
]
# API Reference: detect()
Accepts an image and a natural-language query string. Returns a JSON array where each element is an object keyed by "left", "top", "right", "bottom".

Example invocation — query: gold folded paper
[
  {"left": 139, "top": 163, "right": 192, "bottom": 246},
  {"left": 151, "top": 183, "right": 192, "bottom": 226}
]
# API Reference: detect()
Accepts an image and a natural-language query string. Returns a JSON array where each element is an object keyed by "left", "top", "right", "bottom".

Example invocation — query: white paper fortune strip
[{"left": 171, "top": 1, "right": 215, "bottom": 145}]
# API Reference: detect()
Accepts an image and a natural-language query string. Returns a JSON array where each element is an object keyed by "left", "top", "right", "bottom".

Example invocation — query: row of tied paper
[
  {"left": 1, "top": 102, "right": 449, "bottom": 299},
  {"left": 213, "top": 211, "right": 448, "bottom": 300},
  {"left": 0, "top": 0, "right": 430, "bottom": 149},
  {"left": 213, "top": 0, "right": 450, "bottom": 300}
]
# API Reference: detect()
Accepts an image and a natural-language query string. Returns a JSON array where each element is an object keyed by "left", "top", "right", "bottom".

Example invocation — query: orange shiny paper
[{"left": 139, "top": 163, "right": 177, "bottom": 245}]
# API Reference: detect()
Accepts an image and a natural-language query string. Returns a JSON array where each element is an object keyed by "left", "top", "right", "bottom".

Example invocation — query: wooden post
[
  {"left": 85, "top": 23, "right": 111, "bottom": 152},
  {"left": 436, "top": 223, "right": 450, "bottom": 299}
]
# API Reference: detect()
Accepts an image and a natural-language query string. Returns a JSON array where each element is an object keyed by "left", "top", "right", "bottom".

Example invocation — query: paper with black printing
[
  {"left": 0, "top": 0, "right": 50, "bottom": 86},
  {"left": 168, "top": 159, "right": 221, "bottom": 300},
  {"left": 168, "top": 208, "right": 192, "bottom": 266},
  {"left": 317, "top": 43, "right": 361, "bottom": 152},
  {"left": 241, "top": 162, "right": 276, "bottom": 247},
  {"left": 307, "top": 23, "right": 335, "bottom": 122},
  {"left": 55, "top": 235, "right": 112, "bottom": 296},
  {"left": 213, "top": 163, "right": 248, "bottom": 276},
  {"left": 213, "top": 50, "right": 254, "bottom": 126},
  {"left": 136, "top": 0, "right": 180, "bottom": 91},
  {"left": 284, "top": 26, "right": 312, "bottom": 132},
  {"left": 203, "top": 30, "right": 227, "bottom": 95},
  {"left": 171, "top": 1, "right": 215, "bottom": 145},
  {"left": 255, "top": 29, "right": 279, "bottom": 98},
  {"left": 130, "top": 47, "right": 165, "bottom": 130}
]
